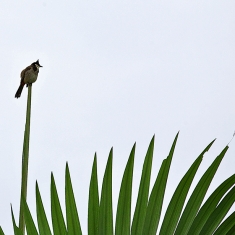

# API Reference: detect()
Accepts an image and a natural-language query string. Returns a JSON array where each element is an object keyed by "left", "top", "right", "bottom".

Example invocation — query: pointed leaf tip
[{"left": 203, "top": 139, "right": 216, "bottom": 154}]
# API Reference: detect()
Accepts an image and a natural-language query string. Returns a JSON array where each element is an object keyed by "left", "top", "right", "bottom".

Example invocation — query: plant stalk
[{"left": 18, "top": 85, "right": 32, "bottom": 234}]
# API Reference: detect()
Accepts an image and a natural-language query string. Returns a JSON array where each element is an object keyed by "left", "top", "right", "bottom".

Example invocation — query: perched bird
[{"left": 15, "top": 60, "right": 43, "bottom": 98}]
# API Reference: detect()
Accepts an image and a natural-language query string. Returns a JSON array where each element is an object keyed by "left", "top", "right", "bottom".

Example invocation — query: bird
[{"left": 15, "top": 60, "right": 43, "bottom": 98}]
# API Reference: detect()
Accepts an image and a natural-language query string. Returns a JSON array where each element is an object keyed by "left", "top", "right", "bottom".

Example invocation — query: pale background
[{"left": 0, "top": 1, "right": 235, "bottom": 234}]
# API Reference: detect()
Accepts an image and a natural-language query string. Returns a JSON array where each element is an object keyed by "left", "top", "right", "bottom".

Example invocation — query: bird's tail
[{"left": 15, "top": 83, "right": 25, "bottom": 98}]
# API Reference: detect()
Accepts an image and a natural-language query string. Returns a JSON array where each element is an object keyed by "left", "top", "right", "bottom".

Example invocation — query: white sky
[{"left": 0, "top": 1, "right": 235, "bottom": 234}]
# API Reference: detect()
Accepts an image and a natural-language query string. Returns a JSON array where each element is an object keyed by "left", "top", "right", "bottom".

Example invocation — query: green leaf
[
  {"left": 143, "top": 132, "right": 179, "bottom": 235},
  {"left": 51, "top": 173, "right": 67, "bottom": 235},
  {"left": 115, "top": 143, "right": 135, "bottom": 235},
  {"left": 22, "top": 197, "right": 39, "bottom": 235},
  {"left": 199, "top": 185, "right": 235, "bottom": 234},
  {"left": 213, "top": 212, "right": 235, "bottom": 235},
  {"left": 98, "top": 148, "right": 113, "bottom": 235},
  {"left": 11, "top": 204, "right": 23, "bottom": 235},
  {"left": 131, "top": 136, "right": 155, "bottom": 235},
  {"left": 159, "top": 139, "right": 215, "bottom": 235},
  {"left": 189, "top": 174, "right": 235, "bottom": 235},
  {"left": 88, "top": 154, "right": 99, "bottom": 235},
  {"left": 11, "top": 205, "right": 24, "bottom": 235},
  {"left": 65, "top": 163, "right": 82, "bottom": 235},
  {"left": 226, "top": 222, "right": 235, "bottom": 235},
  {"left": 36, "top": 181, "right": 52, "bottom": 235},
  {"left": 174, "top": 146, "right": 229, "bottom": 235},
  {"left": 0, "top": 227, "right": 4, "bottom": 235}
]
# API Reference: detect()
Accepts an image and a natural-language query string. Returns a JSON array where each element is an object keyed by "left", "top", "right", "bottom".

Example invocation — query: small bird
[{"left": 15, "top": 60, "right": 43, "bottom": 98}]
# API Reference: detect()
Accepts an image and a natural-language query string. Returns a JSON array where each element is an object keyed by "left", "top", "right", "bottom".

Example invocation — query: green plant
[
  {"left": 5, "top": 134, "right": 235, "bottom": 235},
  {"left": 2, "top": 84, "right": 235, "bottom": 234}
]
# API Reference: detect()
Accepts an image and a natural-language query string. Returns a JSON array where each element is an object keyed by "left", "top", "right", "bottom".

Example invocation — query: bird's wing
[{"left": 20, "top": 65, "right": 31, "bottom": 80}]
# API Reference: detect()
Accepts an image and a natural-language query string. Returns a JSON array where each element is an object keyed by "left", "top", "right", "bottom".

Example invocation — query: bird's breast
[{"left": 24, "top": 69, "right": 39, "bottom": 84}]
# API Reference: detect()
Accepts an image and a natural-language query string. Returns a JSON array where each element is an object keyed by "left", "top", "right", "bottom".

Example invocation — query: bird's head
[{"left": 33, "top": 59, "right": 43, "bottom": 69}]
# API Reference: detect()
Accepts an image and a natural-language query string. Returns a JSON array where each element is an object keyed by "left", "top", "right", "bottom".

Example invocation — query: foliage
[{"left": 3, "top": 133, "right": 235, "bottom": 234}]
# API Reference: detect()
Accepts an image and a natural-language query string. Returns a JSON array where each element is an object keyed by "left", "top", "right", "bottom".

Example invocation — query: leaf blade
[
  {"left": 36, "top": 181, "right": 52, "bottom": 235},
  {"left": 11, "top": 206, "right": 24, "bottom": 235},
  {"left": 115, "top": 143, "right": 135, "bottom": 235},
  {"left": 143, "top": 132, "right": 179, "bottom": 235},
  {"left": 22, "top": 197, "right": 39, "bottom": 235},
  {"left": 98, "top": 149, "right": 113, "bottom": 235},
  {"left": 51, "top": 173, "right": 67, "bottom": 235},
  {"left": 174, "top": 146, "right": 229, "bottom": 235},
  {"left": 213, "top": 212, "right": 235, "bottom": 235},
  {"left": 159, "top": 139, "right": 215, "bottom": 235},
  {"left": 0, "top": 227, "right": 4, "bottom": 235},
  {"left": 199, "top": 185, "right": 235, "bottom": 235},
  {"left": 65, "top": 163, "right": 82, "bottom": 235},
  {"left": 88, "top": 154, "right": 99, "bottom": 235},
  {"left": 189, "top": 174, "right": 235, "bottom": 235},
  {"left": 131, "top": 136, "right": 155, "bottom": 235}
]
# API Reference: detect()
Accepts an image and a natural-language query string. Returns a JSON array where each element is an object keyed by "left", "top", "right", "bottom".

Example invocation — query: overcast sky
[{"left": 1, "top": 1, "right": 235, "bottom": 234}]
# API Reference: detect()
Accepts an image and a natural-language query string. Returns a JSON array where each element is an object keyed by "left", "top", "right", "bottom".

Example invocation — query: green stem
[{"left": 19, "top": 85, "right": 32, "bottom": 234}]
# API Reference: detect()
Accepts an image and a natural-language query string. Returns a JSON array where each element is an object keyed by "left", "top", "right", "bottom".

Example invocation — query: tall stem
[{"left": 19, "top": 84, "right": 32, "bottom": 234}]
